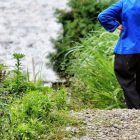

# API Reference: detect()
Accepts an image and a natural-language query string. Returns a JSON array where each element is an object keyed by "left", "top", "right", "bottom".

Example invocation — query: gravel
[{"left": 68, "top": 109, "right": 140, "bottom": 140}]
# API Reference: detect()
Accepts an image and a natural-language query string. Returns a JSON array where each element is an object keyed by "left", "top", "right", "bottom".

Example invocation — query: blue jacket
[{"left": 97, "top": 0, "right": 140, "bottom": 54}]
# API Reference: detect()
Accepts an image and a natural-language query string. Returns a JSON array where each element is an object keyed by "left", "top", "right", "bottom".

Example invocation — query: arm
[{"left": 97, "top": 0, "right": 123, "bottom": 32}]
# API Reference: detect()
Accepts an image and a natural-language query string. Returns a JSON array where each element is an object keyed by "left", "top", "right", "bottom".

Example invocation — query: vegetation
[
  {"left": 66, "top": 29, "right": 126, "bottom": 109},
  {"left": 51, "top": 0, "right": 116, "bottom": 77},
  {"left": 0, "top": 53, "right": 82, "bottom": 140}
]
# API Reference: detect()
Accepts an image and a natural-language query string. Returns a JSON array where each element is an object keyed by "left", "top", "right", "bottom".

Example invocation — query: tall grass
[{"left": 66, "top": 29, "right": 126, "bottom": 109}]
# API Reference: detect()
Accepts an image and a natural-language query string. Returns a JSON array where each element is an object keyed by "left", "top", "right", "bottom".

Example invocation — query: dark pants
[{"left": 114, "top": 53, "right": 140, "bottom": 109}]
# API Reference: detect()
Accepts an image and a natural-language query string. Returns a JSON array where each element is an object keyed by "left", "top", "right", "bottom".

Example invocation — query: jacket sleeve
[{"left": 97, "top": 0, "right": 123, "bottom": 32}]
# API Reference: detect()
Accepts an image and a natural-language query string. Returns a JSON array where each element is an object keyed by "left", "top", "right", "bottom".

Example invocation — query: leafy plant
[{"left": 13, "top": 53, "right": 26, "bottom": 94}]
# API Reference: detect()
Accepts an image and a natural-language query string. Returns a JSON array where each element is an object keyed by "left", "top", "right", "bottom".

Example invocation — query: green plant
[
  {"left": 2, "top": 53, "right": 28, "bottom": 95},
  {"left": 6, "top": 91, "right": 52, "bottom": 139},
  {"left": 0, "top": 89, "right": 77, "bottom": 140},
  {"left": 13, "top": 53, "right": 26, "bottom": 94},
  {"left": 67, "top": 29, "right": 126, "bottom": 109}
]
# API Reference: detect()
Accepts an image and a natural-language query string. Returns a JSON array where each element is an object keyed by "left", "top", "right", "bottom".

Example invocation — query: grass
[{"left": 66, "top": 29, "right": 126, "bottom": 109}]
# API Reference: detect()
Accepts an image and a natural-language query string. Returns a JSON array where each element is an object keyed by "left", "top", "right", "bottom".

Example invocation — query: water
[{"left": 0, "top": 0, "right": 69, "bottom": 82}]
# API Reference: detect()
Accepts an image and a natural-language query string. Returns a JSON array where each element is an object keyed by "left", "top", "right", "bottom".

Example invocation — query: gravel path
[{"left": 68, "top": 109, "right": 140, "bottom": 140}]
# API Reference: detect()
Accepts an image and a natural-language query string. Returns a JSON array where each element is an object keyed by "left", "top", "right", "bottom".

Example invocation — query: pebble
[{"left": 68, "top": 109, "right": 140, "bottom": 140}]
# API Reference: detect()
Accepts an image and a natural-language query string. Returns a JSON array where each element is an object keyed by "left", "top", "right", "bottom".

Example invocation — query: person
[{"left": 97, "top": 0, "right": 140, "bottom": 109}]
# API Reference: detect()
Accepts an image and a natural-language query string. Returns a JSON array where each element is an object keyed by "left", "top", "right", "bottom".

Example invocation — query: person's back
[
  {"left": 97, "top": 0, "right": 140, "bottom": 109},
  {"left": 98, "top": 0, "right": 140, "bottom": 54}
]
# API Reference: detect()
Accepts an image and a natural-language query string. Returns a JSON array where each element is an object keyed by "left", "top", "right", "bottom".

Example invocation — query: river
[{"left": 0, "top": 0, "right": 69, "bottom": 83}]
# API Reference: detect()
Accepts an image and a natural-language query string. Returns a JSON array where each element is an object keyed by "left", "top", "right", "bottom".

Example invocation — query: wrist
[{"left": 117, "top": 24, "right": 123, "bottom": 30}]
